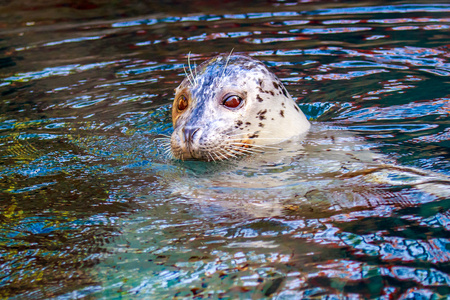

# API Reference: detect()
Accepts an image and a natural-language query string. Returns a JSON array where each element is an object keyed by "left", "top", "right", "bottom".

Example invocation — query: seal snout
[
  {"left": 177, "top": 126, "right": 203, "bottom": 159},
  {"left": 170, "top": 126, "right": 198, "bottom": 160},
  {"left": 183, "top": 127, "right": 201, "bottom": 144}
]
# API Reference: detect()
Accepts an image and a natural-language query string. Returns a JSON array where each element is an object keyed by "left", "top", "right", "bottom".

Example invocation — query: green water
[{"left": 0, "top": 0, "right": 449, "bottom": 298}]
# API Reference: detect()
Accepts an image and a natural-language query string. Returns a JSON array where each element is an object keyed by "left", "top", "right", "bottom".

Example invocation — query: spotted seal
[{"left": 170, "top": 53, "right": 310, "bottom": 161}]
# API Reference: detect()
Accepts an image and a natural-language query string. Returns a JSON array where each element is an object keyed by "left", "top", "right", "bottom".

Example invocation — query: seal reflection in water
[{"left": 171, "top": 53, "right": 310, "bottom": 161}]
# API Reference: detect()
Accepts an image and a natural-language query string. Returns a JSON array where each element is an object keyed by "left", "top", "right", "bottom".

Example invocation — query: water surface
[{"left": 0, "top": 0, "right": 449, "bottom": 298}]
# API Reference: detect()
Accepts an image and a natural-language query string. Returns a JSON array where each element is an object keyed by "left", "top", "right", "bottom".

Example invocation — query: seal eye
[
  {"left": 223, "top": 95, "right": 243, "bottom": 109},
  {"left": 177, "top": 95, "right": 188, "bottom": 111}
]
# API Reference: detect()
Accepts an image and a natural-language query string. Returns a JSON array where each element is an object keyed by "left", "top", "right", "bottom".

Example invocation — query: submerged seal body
[{"left": 170, "top": 53, "right": 310, "bottom": 161}]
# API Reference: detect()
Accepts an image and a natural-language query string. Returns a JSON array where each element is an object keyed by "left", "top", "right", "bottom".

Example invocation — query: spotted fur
[{"left": 170, "top": 53, "right": 310, "bottom": 161}]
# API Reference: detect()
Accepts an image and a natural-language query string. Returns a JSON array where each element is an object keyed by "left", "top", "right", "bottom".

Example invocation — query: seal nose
[{"left": 183, "top": 127, "right": 200, "bottom": 143}]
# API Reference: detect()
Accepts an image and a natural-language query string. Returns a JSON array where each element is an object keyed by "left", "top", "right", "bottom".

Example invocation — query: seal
[{"left": 170, "top": 53, "right": 311, "bottom": 161}]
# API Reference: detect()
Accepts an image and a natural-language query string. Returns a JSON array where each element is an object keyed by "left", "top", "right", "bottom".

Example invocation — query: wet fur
[{"left": 170, "top": 53, "right": 310, "bottom": 161}]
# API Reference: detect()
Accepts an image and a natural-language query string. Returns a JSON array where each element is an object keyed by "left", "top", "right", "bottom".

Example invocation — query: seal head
[{"left": 171, "top": 53, "right": 310, "bottom": 161}]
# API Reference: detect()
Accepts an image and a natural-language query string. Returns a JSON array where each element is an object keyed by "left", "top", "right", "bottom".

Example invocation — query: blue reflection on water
[{"left": 309, "top": 4, "right": 450, "bottom": 15}]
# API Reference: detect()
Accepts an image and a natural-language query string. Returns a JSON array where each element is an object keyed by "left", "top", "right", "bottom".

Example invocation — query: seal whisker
[
  {"left": 154, "top": 135, "right": 171, "bottom": 141},
  {"left": 154, "top": 138, "right": 171, "bottom": 145},
  {"left": 230, "top": 144, "right": 264, "bottom": 154},
  {"left": 232, "top": 141, "right": 283, "bottom": 148},
  {"left": 155, "top": 137, "right": 173, "bottom": 156},
  {"left": 221, "top": 152, "right": 232, "bottom": 160},
  {"left": 206, "top": 152, "right": 214, "bottom": 162},
  {"left": 226, "top": 130, "right": 267, "bottom": 138},
  {"left": 187, "top": 51, "right": 197, "bottom": 86},
  {"left": 222, "top": 147, "right": 239, "bottom": 159},
  {"left": 227, "top": 130, "right": 286, "bottom": 140},
  {"left": 155, "top": 140, "right": 169, "bottom": 147},
  {"left": 222, "top": 48, "right": 234, "bottom": 77},
  {"left": 161, "top": 138, "right": 171, "bottom": 144},
  {"left": 193, "top": 62, "right": 198, "bottom": 84},
  {"left": 224, "top": 150, "right": 238, "bottom": 159},
  {"left": 216, "top": 150, "right": 230, "bottom": 161},
  {"left": 247, "top": 137, "right": 286, "bottom": 140},
  {"left": 227, "top": 139, "right": 284, "bottom": 150},
  {"left": 227, "top": 137, "right": 285, "bottom": 142},
  {"left": 183, "top": 65, "right": 194, "bottom": 86},
  {"left": 163, "top": 145, "right": 172, "bottom": 153},
  {"left": 232, "top": 142, "right": 281, "bottom": 151},
  {"left": 228, "top": 129, "right": 271, "bottom": 135},
  {"left": 163, "top": 144, "right": 172, "bottom": 153},
  {"left": 225, "top": 134, "right": 249, "bottom": 140},
  {"left": 212, "top": 152, "right": 222, "bottom": 161},
  {"left": 164, "top": 148, "right": 174, "bottom": 159},
  {"left": 235, "top": 148, "right": 262, "bottom": 155},
  {"left": 227, "top": 148, "right": 243, "bottom": 158},
  {"left": 208, "top": 152, "right": 217, "bottom": 162},
  {"left": 163, "top": 145, "right": 172, "bottom": 154}
]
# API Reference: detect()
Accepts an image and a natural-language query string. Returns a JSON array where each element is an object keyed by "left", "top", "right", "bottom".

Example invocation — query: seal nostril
[{"left": 183, "top": 127, "right": 200, "bottom": 143}]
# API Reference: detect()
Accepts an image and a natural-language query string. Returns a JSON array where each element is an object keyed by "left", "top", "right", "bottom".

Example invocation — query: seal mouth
[
  {"left": 198, "top": 143, "right": 253, "bottom": 162},
  {"left": 170, "top": 135, "right": 256, "bottom": 162}
]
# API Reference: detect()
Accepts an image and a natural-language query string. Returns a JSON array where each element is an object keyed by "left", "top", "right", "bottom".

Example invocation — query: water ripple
[
  {"left": 301, "top": 27, "right": 372, "bottom": 34},
  {"left": 338, "top": 99, "right": 449, "bottom": 122},
  {"left": 308, "top": 4, "right": 450, "bottom": 15},
  {"left": 0, "top": 61, "right": 119, "bottom": 86},
  {"left": 1, "top": 1, "right": 449, "bottom": 298},
  {"left": 43, "top": 35, "right": 104, "bottom": 47}
]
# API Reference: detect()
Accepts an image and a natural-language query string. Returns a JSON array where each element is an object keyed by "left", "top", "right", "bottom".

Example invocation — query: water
[{"left": 1, "top": 0, "right": 449, "bottom": 298}]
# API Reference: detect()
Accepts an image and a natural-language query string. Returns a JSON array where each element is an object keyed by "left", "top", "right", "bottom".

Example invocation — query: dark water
[{"left": 1, "top": 0, "right": 450, "bottom": 298}]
